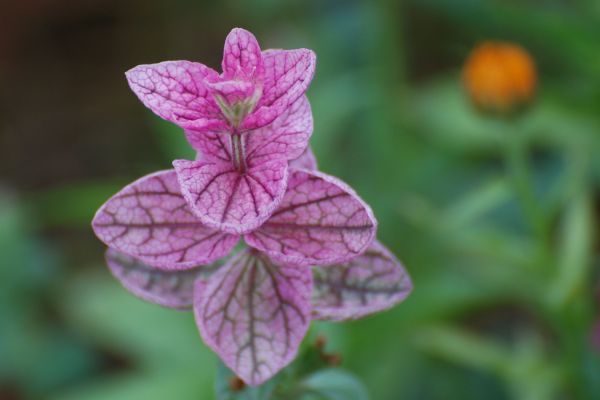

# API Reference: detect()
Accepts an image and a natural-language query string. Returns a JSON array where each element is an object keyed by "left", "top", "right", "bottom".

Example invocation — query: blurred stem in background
[{"left": 503, "top": 125, "right": 547, "bottom": 244}]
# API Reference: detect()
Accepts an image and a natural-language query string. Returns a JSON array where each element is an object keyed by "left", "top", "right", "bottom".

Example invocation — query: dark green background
[{"left": 1, "top": 0, "right": 600, "bottom": 399}]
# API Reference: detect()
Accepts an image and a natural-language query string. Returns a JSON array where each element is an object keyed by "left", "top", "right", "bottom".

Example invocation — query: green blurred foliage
[{"left": 2, "top": 0, "right": 600, "bottom": 399}]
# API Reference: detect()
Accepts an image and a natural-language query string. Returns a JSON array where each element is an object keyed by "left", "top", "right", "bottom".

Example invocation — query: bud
[
  {"left": 229, "top": 376, "right": 246, "bottom": 392},
  {"left": 323, "top": 353, "right": 343, "bottom": 366},
  {"left": 314, "top": 335, "right": 327, "bottom": 351},
  {"left": 462, "top": 41, "right": 537, "bottom": 114}
]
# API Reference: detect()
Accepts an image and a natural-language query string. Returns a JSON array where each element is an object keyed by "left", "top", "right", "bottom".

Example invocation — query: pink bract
[
  {"left": 176, "top": 95, "right": 313, "bottom": 234},
  {"left": 311, "top": 240, "right": 412, "bottom": 321},
  {"left": 126, "top": 28, "right": 315, "bottom": 135},
  {"left": 289, "top": 146, "right": 318, "bottom": 170},
  {"left": 195, "top": 249, "right": 312, "bottom": 385},
  {"left": 105, "top": 249, "right": 214, "bottom": 310},
  {"left": 245, "top": 169, "right": 377, "bottom": 267},
  {"left": 92, "top": 170, "right": 239, "bottom": 270}
]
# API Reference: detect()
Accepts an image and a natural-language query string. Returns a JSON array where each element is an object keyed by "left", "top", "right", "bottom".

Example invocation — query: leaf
[
  {"left": 548, "top": 193, "right": 594, "bottom": 307},
  {"left": 301, "top": 368, "right": 369, "bottom": 400},
  {"left": 290, "top": 146, "right": 318, "bottom": 171},
  {"left": 222, "top": 28, "right": 264, "bottom": 80},
  {"left": 126, "top": 60, "right": 227, "bottom": 133},
  {"left": 195, "top": 249, "right": 313, "bottom": 386},
  {"left": 245, "top": 169, "right": 377, "bottom": 267},
  {"left": 311, "top": 241, "right": 412, "bottom": 321},
  {"left": 92, "top": 170, "right": 239, "bottom": 269},
  {"left": 243, "top": 49, "right": 316, "bottom": 131},
  {"left": 245, "top": 96, "right": 313, "bottom": 163},
  {"left": 105, "top": 249, "right": 220, "bottom": 310},
  {"left": 173, "top": 158, "right": 289, "bottom": 234}
]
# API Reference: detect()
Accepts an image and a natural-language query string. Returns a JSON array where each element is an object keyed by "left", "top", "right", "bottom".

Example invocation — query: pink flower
[
  {"left": 94, "top": 28, "right": 412, "bottom": 386},
  {"left": 93, "top": 167, "right": 411, "bottom": 385},
  {"left": 126, "top": 28, "right": 316, "bottom": 233}
]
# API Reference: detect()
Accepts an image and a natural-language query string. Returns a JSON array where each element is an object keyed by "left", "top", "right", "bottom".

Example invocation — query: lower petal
[
  {"left": 105, "top": 249, "right": 220, "bottom": 310},
  {"left": 289, "top": 146, "right": 318, "bottom": 170},
  {"left": 92, "top": 170, "right": 239, "bottom": 270},
  {"left": 311, "top": 241, "right": 412, "bottom": 321},
  {"left": 194, "top": 249, "right": 312, "bottom": 386},
  {"left": 245, "top": 169, "right": 377, "bottom": 267}
]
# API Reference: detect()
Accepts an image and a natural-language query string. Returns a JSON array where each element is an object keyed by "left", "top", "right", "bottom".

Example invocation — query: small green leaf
[
  {"left": 548, "top": 193, "right": 594, "bottom": 307},
  {"left": 300, "top": 369, "right": 369, "bottom": 400}
]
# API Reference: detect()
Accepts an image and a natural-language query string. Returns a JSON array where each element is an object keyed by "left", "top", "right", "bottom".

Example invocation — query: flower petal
[
  {"left": 105, "top": 249, "right": 220, "bottom": 310},
  {"left": 195, "top": 249, "right": 312, "bottom": 386},
  {"left": 242, "top": 49, "right": 316, "bottom": 130},
  {"left": 185, "top": 130, "right": 232, "bottom": 162},
  {"left": 187, "top": 95, "right": 312, "bottom": 164},
  {"left": 289, "top": 146, "right": 318, "bottom": 170},
  {"left": 311, "top": 241, "right": 412, "bottom": 321},
  {"left": 221, "top": 28, "right": 264, "bottom": 80},
  {"left": 92, "top": 170, "right": 239, "bottom": 270},
  {"left": 173, "top": 158, "right": 288, "bottom": 234},
  {"left": 245, "top": 170, "right": 377, "bottom": 267},
  {"left": 244, "top": 95, "right": 313, "bottom": 164},
  {"left": 126, "top": 61, "right": 226, "bottom": 132}
]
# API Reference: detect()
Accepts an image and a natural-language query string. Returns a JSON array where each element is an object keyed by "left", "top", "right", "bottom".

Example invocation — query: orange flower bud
[{"left": 462, "top": 41, "right": 537, "bottom": 114}]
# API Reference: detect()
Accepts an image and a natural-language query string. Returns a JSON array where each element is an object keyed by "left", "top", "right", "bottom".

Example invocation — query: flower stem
[
  {"left": 231, "top": 133, "right": 247, "bottom": 173},
  {"left": 503, "top": 130, "right": 548, "bottom": 246}
]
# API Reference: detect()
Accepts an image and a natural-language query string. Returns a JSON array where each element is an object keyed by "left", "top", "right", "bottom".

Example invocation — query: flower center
[{"left": 210, "top": 80, "right": 262, "bottom": 129}]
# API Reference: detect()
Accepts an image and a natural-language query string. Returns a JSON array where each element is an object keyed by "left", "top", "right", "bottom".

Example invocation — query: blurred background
[{"left": 1, "top": 0, "right": 600, "bottom": 399}]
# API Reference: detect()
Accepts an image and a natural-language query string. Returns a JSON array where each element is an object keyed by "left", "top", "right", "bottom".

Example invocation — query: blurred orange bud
[{"left": 462, "top": 41, "right": 537, "bottom": 114}]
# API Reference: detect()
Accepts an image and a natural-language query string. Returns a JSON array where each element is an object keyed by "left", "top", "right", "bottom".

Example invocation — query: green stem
[{"left": 503, "top": 132, "right": 548, "bottom": 248}]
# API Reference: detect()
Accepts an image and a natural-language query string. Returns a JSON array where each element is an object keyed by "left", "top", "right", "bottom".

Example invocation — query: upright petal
[
  {"left": 242, "top": 49, "right": 316, "bottom": 130},
  {"left": 245, "top": 170, "right": 377, "bottom": 267},
  {"left": 289, "top": 146, "right": 318, "bottom": 170},
  {"left": 126, "top": 61, "right": 226, "bottom": 132},
  {"left": 173, "top": 158, "right": 288, "bottom": 234},
  {"left": 188, "top": 95, "right": 312, "bottom": 164},
  {"left": 244, "top": 95, "right": 313, "bottom": 164},
  {"left": 311, "top": 241, "right": 412, "bottom": 321},
  {"left": 195, "top": 249, "right": 312, "bottom": 386},
  {"left": 92, "top": 170, "right": 239, "bottom": 270},
  {"left": 221, "top": 28, "right": 264, "bottom": 80},
  {"left": 105, "top": 249, "right": 220, "bottom": 310}
]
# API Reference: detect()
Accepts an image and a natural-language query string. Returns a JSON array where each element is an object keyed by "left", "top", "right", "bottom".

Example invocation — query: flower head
[
  {"left": 126, "top": 28, "right": 316, "bottom": 234},
  {"left": 93, "top": 27, "right": 412, "bottom": 386},
  {"left": 462, "top": 41, "right": 537, "bottom": 114},
  {"left": 126, "top": 28, "right": 316, "bottom": 133}
]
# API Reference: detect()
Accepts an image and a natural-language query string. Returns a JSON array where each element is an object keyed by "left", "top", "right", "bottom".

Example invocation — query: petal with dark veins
[
  {"left": 244, "top": 95, "right": 313, "bottom": 164},
  {"left": 174, "top": 158, "right": 288, "bottom": 234},
  {"left": 221, "top": 28, "right": 264, "bottom": 80},
  {"left": 105, "top": 249, "right": 221, "bottom": 310},
  {"left": 289, "top": 145, "right": 318, "bottom": 170},
  {"left": 92, "top": 170, "right": 239, "bottom": 270},
  {"left": 242, "top": 49, "right": 316, "bottom": 130},
  {"left": 311, "top": 241, "right": 412, "bottom": 321},
  {"left": 245, "top": 169, "right": 377, "bottom": 267},
  {"left": 194, "top": 249, "right": 312, "bottom": 386},
  {"left": 126, "top": 61, "right": 226, "bottom": 133}
]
